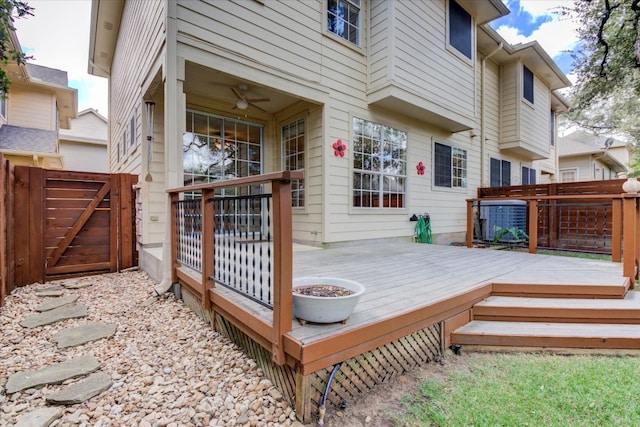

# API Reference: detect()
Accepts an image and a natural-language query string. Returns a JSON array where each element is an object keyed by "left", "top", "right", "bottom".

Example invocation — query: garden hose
[{"left": 415, "top": 214, "right": 433, "bottom": 244}]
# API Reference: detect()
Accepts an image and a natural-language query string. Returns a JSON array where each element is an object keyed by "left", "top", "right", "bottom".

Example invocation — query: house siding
[
  {"left": 7, "top": 87, "right": 56, "bottom": 131},
  {"left": 110, "top": 0, "right": 165, "bottom": 245}
]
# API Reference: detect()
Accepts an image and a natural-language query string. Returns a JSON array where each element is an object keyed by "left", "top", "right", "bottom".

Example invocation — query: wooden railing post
[
  {"left": 201, "top": 188, "right": 215, "bottom": 309},
  {"left": 466, "top": 199, "right": 474, "bottom": 248},
  {"left": 528, "top": 199, "right": 538, "bottom": 254},
  {"left": 612, "top": 198, "right": 622, "bottom": 262},
  {"left": 271, "top": 178, "right": 293, "bottom": 365},
  {"left": 622, "top": 194, "right": 638, "bottom": 286},
  {"left": 169, "top": 192, "right": 179, "bottom": 283}
]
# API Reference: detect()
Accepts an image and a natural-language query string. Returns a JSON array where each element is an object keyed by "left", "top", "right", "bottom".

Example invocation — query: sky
[{"left": 11, "top": 0, "right": 580, "bottom": 120}]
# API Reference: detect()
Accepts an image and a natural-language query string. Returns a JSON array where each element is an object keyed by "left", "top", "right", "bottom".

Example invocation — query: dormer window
[
  {"left": 523, "top": 65, "right": 534, "bottom": 104},
  {"left": 448, "top": 0, "right": 472, "bottom": 60},
  {"left": 327, "top": 0, "right": 360, "bottom": 46}
]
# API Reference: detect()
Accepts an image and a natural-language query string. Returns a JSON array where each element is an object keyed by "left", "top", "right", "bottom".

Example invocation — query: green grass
[
  {"left": 395, "top": 353, "right": 640, "bottom": 427},
  {"left": 536, "top": 249, "right": 612, "bottom": 261}
]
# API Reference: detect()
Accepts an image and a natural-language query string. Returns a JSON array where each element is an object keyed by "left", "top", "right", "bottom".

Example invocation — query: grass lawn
[{"left": 395, "top": 353, "right": 640, "bottom": 427}]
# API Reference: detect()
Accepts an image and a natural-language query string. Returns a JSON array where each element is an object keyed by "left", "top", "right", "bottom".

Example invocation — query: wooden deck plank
[{"left": 452, "top": 320, "right": 640, "bottom": 349}]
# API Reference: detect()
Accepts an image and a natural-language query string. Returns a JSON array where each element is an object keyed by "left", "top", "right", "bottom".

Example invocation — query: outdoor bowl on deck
[{"left": 292, "top": 276, "right": 365, "bottom": 324}]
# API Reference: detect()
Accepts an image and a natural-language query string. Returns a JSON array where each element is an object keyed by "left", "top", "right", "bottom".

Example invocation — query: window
[
  {"left": 448, "top": 0, "right": 472, "bottom": 59},
  {"left": 434, "top": 142, "right": 467, "bottom": 188},
  {"left": 490, "top": 158, "right": 511, "bottom": 187},
  {"left": 0, "top": 92, "right": 6, "bottom": 120},
  {"left": 561, "top": 169, "right": 577, "bottom": 183},
  {"left": 522, "top": 166, "right": 536, "bottom": 185},
  {"left": 523, "top": 65, "right": 534, "bottom": 104},
  {"left": 327, "top": 0, "right": 360, "bottom": 45},
  {"left": 184, "top": 110, "right": 263, "bottom": 187},
  {"left": 282, "top": 118, "right": 305, "bottom": 208},
  {"left": 353, "top": 118, "right": 407, "bottom": 208},
  {"left": 130, "top": 116, "right": 136, "bottom": 148}
]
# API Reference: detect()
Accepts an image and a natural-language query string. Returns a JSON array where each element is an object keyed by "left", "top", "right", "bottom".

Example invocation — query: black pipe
[{"left": 318, "top": 362, "right": 343, "bottom": 426}]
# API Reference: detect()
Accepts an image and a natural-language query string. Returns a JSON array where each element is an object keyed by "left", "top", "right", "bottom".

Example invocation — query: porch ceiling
[{"left": 183, "top": 63, "right": 304, "bottom": 116}]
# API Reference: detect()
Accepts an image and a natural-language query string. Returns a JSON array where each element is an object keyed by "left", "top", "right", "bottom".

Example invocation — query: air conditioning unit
[{"left": 479, "top": 200, "right": 527, "bottom": 242}]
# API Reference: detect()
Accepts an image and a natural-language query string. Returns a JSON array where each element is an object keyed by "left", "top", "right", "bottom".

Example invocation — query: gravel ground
[{"left": 0, "top": 270, "right": 303, "bottom": 427}]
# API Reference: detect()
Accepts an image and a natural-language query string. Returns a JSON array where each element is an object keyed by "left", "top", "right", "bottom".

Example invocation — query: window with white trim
[
  {"left": 490, "top": 158, "right": 511, "bottom": 187},
  {"left": 0, "top": 92, "right": 6, "bottom": 120},
  {"left": 550, "top": 109, "right": 555, "bottom": 147},
  {"left": 130, "top": 116, "right": 136, "bottom": 149},
  {"left": 353, "top": 118, "right": 407, "bottom": 208},
  {"left": 434, "top": 142, "right": 467, "bottom": 188},
  {"left": 523, "top": 65, "right": 534, "bottom": 104},
  {"left": 448, "top": 0, "right": 472, "bottom": 60},
  {"left": 327, "top": 0, "right": 360, "bottom": 46},
  {"left": 522, "top": 166, "right": 536, "bottom": 185},
  {"left": 560, "top": 169, "right": 577, "bottom": 183},
  {"left": 282, "top": 118, "right": 305, "bottom": 208}
]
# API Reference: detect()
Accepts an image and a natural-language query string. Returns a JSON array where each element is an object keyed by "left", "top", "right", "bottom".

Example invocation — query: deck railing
[
  {"left": 466, "top": 193, "right": 640, "bottom": 285},
  {"left": 168, "top": 170, "right": 303, "bottom": 364}
]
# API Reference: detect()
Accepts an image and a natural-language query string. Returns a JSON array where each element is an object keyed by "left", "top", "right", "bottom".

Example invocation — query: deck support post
[
  {"left": 612, "top": 198, "right": 622, "bottom": 262},
  {"left": 295, "top": 365, "right": 313, "bottom": 423},
  {"left": 202, "top": 188, "right": 215, "bottom": 310},
  {"left": 466, "top": 199, "right": 475, "bottom": 248},
  {"left": 528, "top": 200, "right": 538, "bottom": 254},
  {"left": 622, "top": 194, "right": 638, "bottom": 286}
]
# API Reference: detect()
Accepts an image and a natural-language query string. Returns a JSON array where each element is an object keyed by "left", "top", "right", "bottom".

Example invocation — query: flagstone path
[{"left": 0, "top": 271, "right": 303, "bottom": 427}]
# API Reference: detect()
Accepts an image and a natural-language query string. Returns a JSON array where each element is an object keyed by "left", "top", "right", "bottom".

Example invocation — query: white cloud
[
  {"left": 496, "top": 0, "right": 579, "bottom": 63},
  {"left": 12, "top": 0, "right": 108, "bottom": 117}
]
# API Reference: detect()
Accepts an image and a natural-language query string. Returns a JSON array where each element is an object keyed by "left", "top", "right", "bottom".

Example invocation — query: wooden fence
[
  {"left": 0, "top": 158, "right": 138, "bottom": 306},
  {"left": 467, "top": 179, "right": 640, "bottom": 284}
]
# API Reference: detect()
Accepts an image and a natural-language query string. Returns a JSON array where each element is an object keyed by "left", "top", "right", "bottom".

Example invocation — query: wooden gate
[{"left": 13, "top": 167, "right": 138, "bottom": 285}]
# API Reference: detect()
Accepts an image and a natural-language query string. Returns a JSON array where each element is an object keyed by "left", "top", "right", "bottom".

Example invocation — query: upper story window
[
  {"left": 282, "top": 118, "right": 305, "bottom": 208},
  {"left": 327, "top": 0, "right": 360, "bottom": 46},
  {"left": 560, "top": 169, "right": 576, "bottom": 183},
  {"left": 523, "top": 65, "right": 534, "bottom": 104},
  {"left": 522, "top": 166, "right": 536, "bottom": 185},
  {"left": 435, "top": 142, "right": 467, "bottom": 189},
  {"left": 490, "top": 158, "right": 511, "bottom": 187},
  {"left": 130, "top": 116, "right": 136, "bottom": 149},
  {"left": 353, "top": 117, "right": 407, "bottom": 208},
  {"left": 448, "top": 0, "right": 472, "bottom": 60}
]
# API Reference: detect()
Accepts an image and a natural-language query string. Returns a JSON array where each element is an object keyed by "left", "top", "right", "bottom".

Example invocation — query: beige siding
[
  {"left": 59, "top": 141, "right": 108, "bottom": 172},
  {"left": 7, "top": 87, "right": 56, "bottom": 131},
  {"left": 520, "top": 76, "right": 551, "bottom": 157},
  {"left": 368, "top": 0, "right": 476, "bottom": 125},
  {"left": 500, "top": 62, "right": 518, "bottom": 145},
  {"left": 109, "top": 0, "right": 165, "bottom": 245}
]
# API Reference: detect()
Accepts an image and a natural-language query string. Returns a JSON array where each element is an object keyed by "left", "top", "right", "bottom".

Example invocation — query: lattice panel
[
  {"left": 214, "top": 314, "right": 297, "bottom": 404},
  {"left": 309, "top": 323, "right": 442, "bottom": 416}
]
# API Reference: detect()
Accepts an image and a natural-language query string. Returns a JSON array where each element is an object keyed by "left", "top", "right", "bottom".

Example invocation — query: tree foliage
[{"left": 0, "top": 0, "right": 33, "bottom": 96}]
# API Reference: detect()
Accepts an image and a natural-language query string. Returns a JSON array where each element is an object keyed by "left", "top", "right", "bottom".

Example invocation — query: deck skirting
[{"left": 177, "top": 284, "right": 443, "bottom": 423}]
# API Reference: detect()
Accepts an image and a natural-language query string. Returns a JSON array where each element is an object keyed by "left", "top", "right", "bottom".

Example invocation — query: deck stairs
[{"left": 450, "top": 277, "right": 640, "bottom": 351}]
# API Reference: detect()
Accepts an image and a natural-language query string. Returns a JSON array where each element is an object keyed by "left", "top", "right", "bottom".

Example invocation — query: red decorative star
[
  {"left": 333, "top": 139, "right": 346, "bottom": 157},
  {"left": 416, "top": 161, "right": 426, "bottom": 175}
]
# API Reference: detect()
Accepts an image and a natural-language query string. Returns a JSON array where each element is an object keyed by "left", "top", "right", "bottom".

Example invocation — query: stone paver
[
  {"left": 34, "top": 289, "right": 64, "bottom": 297},
  {"left": 35, "top": 294, "right": 79, "bottom": 312},
  {"left": 46, "top": 372, "right": 112, "bottom": 405},
  {"left": 20, "top": 303, "right": 88, "bottom": 328},
  {"left": 6, "top": 355, "right": 100, "bottom": 394},
  {"left": 14, "top": 407, "right": 63, "bottom": 427},
  {"left": 53, "top": 322, "right": 117, "bottom": 349},
  {"left": 63, "top": 280, "right": 93, "bottom": 289}
]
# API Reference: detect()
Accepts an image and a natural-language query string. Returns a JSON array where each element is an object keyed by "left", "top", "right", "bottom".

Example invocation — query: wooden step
[
  {"left": 451, "top": 320, "right": 640, "bottom": 349},
  {"left": 474, "top": 292, "right": 640, "bottom": 324},
  {"left": 490, "top": 276, "right": 630, "bottom": 299}
]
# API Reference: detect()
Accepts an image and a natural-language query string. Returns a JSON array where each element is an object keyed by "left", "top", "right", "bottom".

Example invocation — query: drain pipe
[{"left": 318, "top": 362, "right": 343, "bottom": 426}]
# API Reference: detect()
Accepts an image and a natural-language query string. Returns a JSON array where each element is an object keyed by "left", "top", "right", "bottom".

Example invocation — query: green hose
[{"left": 414, "top": 215, "right": 433, "bottom": 244}]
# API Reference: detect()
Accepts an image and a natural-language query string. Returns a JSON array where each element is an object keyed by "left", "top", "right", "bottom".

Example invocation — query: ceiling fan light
[{"left": 236, "top": 99, "right": 248, "bottom": 110}]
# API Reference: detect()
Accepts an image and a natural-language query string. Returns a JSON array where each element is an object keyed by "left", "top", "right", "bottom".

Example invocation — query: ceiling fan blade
[
  {"left": 249, "top": 102, "right": 267, "bottom": 112},
  {"left": 245, "top": 98, "right": 270, "bottom": 103},
  {"left": 231, "top": 87, "right": 243, "bottom": 100}
]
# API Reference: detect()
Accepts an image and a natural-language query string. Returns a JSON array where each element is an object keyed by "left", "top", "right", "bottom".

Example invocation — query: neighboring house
[
  {"left": 558, "top": 131, "right": 629, "bottom": 182},
  {"left": 88, "top": 0, "right": 570, "bottom": 282},
  {"left": 0, "top": 29, "right": 77, "bottom": 169},
  {"left": 59, "top": 108, "right": 108, "bottom": 173}
]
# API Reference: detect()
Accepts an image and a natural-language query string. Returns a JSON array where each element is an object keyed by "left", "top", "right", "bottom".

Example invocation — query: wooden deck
[{"left": 177, "top": 240, "right": 634, "bottom": 422}]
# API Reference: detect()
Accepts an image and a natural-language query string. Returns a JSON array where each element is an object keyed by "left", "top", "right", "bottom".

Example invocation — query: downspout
[{"left": 480, "top": 42, "right": 503, "bottom": 186}]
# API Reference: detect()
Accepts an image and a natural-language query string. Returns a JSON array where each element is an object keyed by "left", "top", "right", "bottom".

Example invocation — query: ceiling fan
[{"left": 231, "top": 84, "right": 270, "bottom": 112}]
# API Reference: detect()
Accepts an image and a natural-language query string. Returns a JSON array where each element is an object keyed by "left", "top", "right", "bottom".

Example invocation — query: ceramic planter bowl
[{"left": 292, "top": 276, "right": 365, "bottom": 324}]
